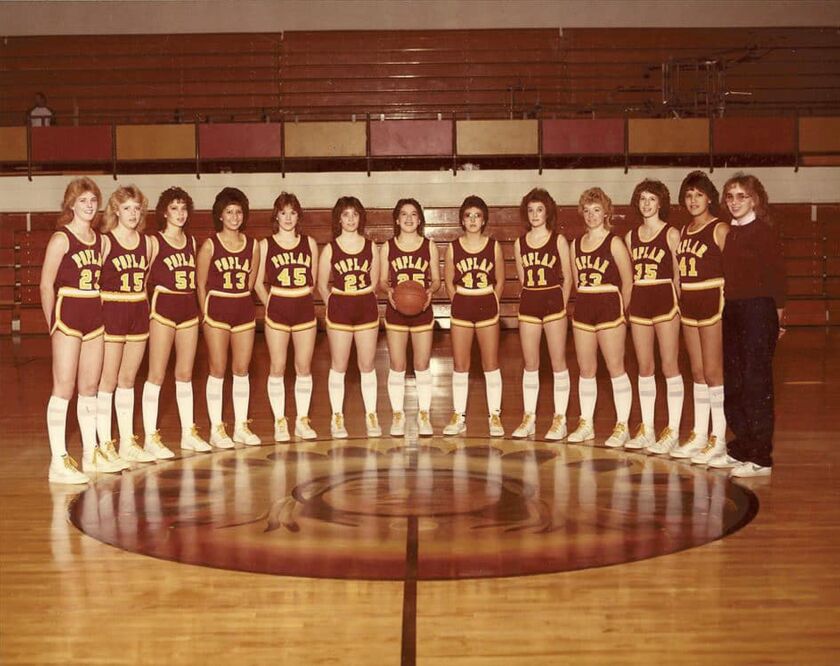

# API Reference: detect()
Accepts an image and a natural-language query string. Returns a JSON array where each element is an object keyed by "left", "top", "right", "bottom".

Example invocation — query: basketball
[{"left": 393, "top": 279, "right": 427, "bottom": 316}]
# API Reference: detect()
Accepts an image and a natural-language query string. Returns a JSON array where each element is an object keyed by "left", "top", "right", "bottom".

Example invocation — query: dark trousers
[{"left": 722, "top": 297, "right": 779, "bottom": 467}]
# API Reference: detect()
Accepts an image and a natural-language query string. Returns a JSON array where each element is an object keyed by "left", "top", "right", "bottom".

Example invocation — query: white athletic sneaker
[
  {"left": 545, "top": 414, "right": 568, "bottom": 441},
  {"left": 233, "top": 420, "right": 262, "bottom": 446},
  {"left": 566, "top": 418, "right": 594, "bottom": 443},
  {"left": 144, "top": 430, "right": 176, "bottom": 460},
  {"left": 625, "top": 424, "right": 655, "bottom": 450},
  {"left": 101, "top": 439, "right": 131, "bottom": 470},
  {"left": 707, "top": 453, "right": 742, "bottom": 469},
  {"left": 442, "top": 412, "right": 466, "bottom": 436},
  {"left": 180, "top": 424, "right": 212, "bottom": 452},
  {"left": 488, "top": 413, "right": 505, "bottom": 438},
  {"left": 209, "top": 423, "right": 235, "bottom": 449},
  {"left": 49, "top": 455, "right": 89, "bottom": 485},
  {"left": 390, "top": 411, "right": 405, "bottom": 437},
  {"left": 670, "top": 431, "right": 707, "bottom": 459},
  {"left": 690, "top": 435, "right": 726, "bottom": 465},
  {"left": 646, "top": 427, "right": 680, "bottom": 455},
  {"left": 330, "top": 413, "right": 348, "bottom": 439},
  {"left": 274, "top": 417, "right": 291, "bottom": 443},
  {"left": 604, "top": 422, "right": 629, "bottom": 448},
  {"left": 730, "top": 461, "right": 772, "bottom": 478},
  {"left": 295, "top": 416, "right": 318, "bottom": 440},
  {"left": 366, "top": 413, "right": 382, "bottom": 437},
  {"left": 512, "top": 413, "right": 535, "bottom": 438},
  {"left": 82, "top": 447, "right": 124, "bottom": 474},
  {"left": 119, "top": 435, "right": 156, "bottom": 463},
  {"left": 417, "top": 410, "right": 434, "bottom": 437}
]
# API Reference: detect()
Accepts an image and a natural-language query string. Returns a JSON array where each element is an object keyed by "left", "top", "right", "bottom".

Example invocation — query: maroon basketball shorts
[
  {"left": 326, "top": 289, "right": 379, "bottom": 332},
  {"left": 204, "top": 290, "right": 256, "bottom": 333},
  {"left": 266, "top": 287, "right": 316, "bottom": 332},
  {"left": 51, "top": 287, "right": 104, "bottom": 341},
  {"left": 518, "top": 285, "right": 566, "bottom": 325},
  {"left": 384, "top": 302, "right": 434, "bottom": 333},
  {"left": 101, "top": 292, "right": 150, "bottom": 342},
  {"left": 150, "top": 287, "right": 200, "bottom": 329},
  {"left": 628, "top": 280, "right": 679, "bottom": 326},
  {"left": 451, "top": 287, "right": 499, "bottom": 329},
  {"left": 572, "top": 286, "right": 625, "bottom": 332},
  {"left": 680, "top": 278, "right": 725, "bottom": 327}
]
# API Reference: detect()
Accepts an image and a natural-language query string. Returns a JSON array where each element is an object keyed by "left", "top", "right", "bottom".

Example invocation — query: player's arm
[
  {"left": 513, "top": 238, "right": 525, "bottom": 286},
  {"left": 195, "top": 238, "right": 214, "bottom": 317},
  {"left": 254, "top": 238, "right": 270, "bottom": 307},
  {"left": 611, "top": 236, "right": 634, "bottom": 310},
  {"left": 39, "top": 232, "right": 68, "bottom": 325},
  {"left": 493, "top": 239, "right": 505, "bottom": 301},
  {"left": 426, "top": 240, "right": 441, "bottom": 309},
  {"left": 247, "top": 237, "right": 260, "bottom": 291},
  {"left": 316, "top": 243, "right": 333, "bottom": 304},
  {"left": 557, "top": 234, "right": 573, "bottom": 308},
  {"left": 444, "top": 243, "right": 456, "bottom": 301},
  {"left": 378, "top": 241, "right": 395, "bottom": 308}
]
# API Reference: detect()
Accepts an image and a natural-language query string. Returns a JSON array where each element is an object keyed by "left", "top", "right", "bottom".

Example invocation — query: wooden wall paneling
[
  {"left": 284, "top": 122, "right": 366, "bottom": 158},
  {"left": 628, "top": 119, "right": 709, "bottom": 154},
  {"left": 456, "top": 120, "right": 538, "bottom": 155},
  {"left": 0, "top": 128, "right": 27, "bottom": 162},
  {"left": 783, "top": 299, "right": 828, "bottom": 326},
  {"left": 115, "top": 124, "right": 196, "bottom": 160}
]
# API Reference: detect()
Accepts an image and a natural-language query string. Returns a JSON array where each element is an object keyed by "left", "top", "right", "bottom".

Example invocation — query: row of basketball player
[{"left": 43, "top": 171, "right": 784, "bottom": 484}]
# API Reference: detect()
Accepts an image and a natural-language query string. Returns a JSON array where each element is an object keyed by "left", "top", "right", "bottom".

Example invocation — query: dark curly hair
[
  {"left": 519, "top": 187, "right": 557, "bottom": 231},
  {"left": 678, "top": 171, "right": 721, "bottom": 217},
  {"left": 211, "top": 187, "right": 249, "bottom": 232},
  {"left": 458, "top": 195, "right": 489, "bottom": 232},
  {"left": 630, "top": 179, "right": 671, "bottom": 222},
  {"left": 331, "top": 196, "right": 366, "bottom": 238},
  {"left": 155, "top": 186, "right": 194, "bottom": 230}
]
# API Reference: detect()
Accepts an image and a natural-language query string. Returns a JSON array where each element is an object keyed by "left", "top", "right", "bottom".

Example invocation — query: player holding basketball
[
  {"left": 317, "top": 196, "right": 381, "bottom": 438},
  {"left": 379, "top": 198, "right": 441, "bottom": 437},
  {"left": 254, "top": 192, "right": 319, "bottom": 442},
  {"left": 512, "top": 188, "right": 572, "bottom": 440},
  {"left": 143, "top": 187, "right": 210, "bottom": 455},
  {"left": 623, "top": 179, "right": 684, "bottom": 453},
  {"left": 196, "top": 187, "right": 261, "bottom": 448},
  {"left": 568, "top": 188, "right": 634, "bottom": 446},
  {"left": 41, "top": 177, "right": 106, "bottom": 483},
  {"left": 443, "top": 195, "right": 506, "bottom": 437},
  {"left": 669, "top": 171, "right": 729, "bottom": 465},
  {"left": 95, "top": 185, "right": 158, "bottom": 467}
]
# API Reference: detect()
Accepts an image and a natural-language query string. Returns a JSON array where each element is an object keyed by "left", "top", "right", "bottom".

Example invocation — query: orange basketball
[{"left": 393, "top": 280, "right": 427, "bottom": 316}]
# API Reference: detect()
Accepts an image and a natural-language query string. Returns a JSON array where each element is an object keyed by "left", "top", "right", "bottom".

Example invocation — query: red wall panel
[
  {"left": 370, "top": 120, "right": 453, "bottom": 156},
  {"left": 31, "top": 126, "right": 112, "bottom": 162},
  {"left": 199, "top": 123, "right": 282, "bottom": 159},
  {"left": 713, "top": 117, "right": 796, "bottom": 154},
  {"left": 542, "top": 119, "right": 624, "bottom": 155}
]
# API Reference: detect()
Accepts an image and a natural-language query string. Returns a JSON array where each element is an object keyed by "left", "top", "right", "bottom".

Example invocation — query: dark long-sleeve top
[{"left": 722, "top": 217, "right": 786, "bottom": 309}]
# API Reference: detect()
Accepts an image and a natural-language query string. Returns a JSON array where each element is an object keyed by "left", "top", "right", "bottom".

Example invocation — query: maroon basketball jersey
[
  {"left": 452, "top": 237, "right": 497, "bottom": 290},
  {"left": 149, "top": 232, "right": 197, "bottom": 293},
  {"left": 265, "top": 234, "right": 314, "bottom": 290},
  {"left": 99, "top": 232, "right": 148, "bottom": 294},
  {"left": 388, "top": 237, "right": 431, "bottom": 288},
  {"left": 574, "top": 233, "right": 621, "bottom": 288},
  {"left": 54, "top": 227, "right": 102, "bottom": 291},
  {"left": 519, "top": 231, "right": 563, "bottom": 289},
  {"left": 677, "top": 220, "right": 725, "bottom": 284},
  {"left": 630, "top": 224, "right": 674, "bottom": 282},
  {"left": 206, "top": 234, "right": 255, "bottom": 293},
  {"left": 330, "top": 238, "right": 373, "bottom": 292}
]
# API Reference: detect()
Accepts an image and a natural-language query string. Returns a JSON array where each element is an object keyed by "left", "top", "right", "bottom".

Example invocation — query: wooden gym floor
[{"left": 1, "top": 328, "right": 838, "bottom": 665}]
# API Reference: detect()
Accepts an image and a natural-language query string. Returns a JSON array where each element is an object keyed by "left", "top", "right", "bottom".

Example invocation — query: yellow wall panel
[
  {"left": 457, "top": 120, "right": 538, "bottom": 155},
  {"left": 799, "top": 118, "right": 840, "bottom": 153},
  {"left": 629, "top": 119, "right": 709, "bottom": 154},
  {"left": 0, "top": 128, "right": 27, "bottom": 162},
  {"left": 284, "top": 122, "right": 366, "bottom": 158},
  {"left": 116, "top": 125, "right": 195, "bottom": 160}
]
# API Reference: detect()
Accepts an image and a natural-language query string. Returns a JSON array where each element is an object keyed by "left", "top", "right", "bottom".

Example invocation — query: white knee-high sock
[
  {"left": 666, "top": 375, "right": 684, "bottom": 431},
  {"left": 96, "top": 390, "right": 113, "bottom": 443},
  {"left": 387, "top": 369, "right": 406, "bottom": 412},
  {"left": 361, "top": 370, "right": 378, "bottom": 415},
  {"left": 206, "top": 375, "right": 224, "bottom": 427},
  {"left": 708, "top": 385, "right": 726, "bottom": 442},
  {"left": 452, "top": 371, "right": 469, "bottom": 415},
  {"left": 522, "top": 369, "right": 539, "bottom": 414},
  {"left": 77, "top": 395, "right": 98, "bottom": 455},
  {"left": 328, "top": 369, "right": 345, "bottom": 414},
  {"left": 295, "top": 375, "right": 313, "bottom": 418},
  {"left": 692, "top": 382, "right": 710, "bottom": 435},
  {"left": 579, "top": 376, "right": 597, "bottom": 420},
  {"left": 47, "top": 396, "right": 69, "bottom": 458},
  {"left": 142, "top": 381, "right": 161, "bottom": 435},
  {"left": 175, "top": 380, "right": 194, "bottom": 431},
  {"left": 267, "top": 375, "right": 285, "bottom": 419},
  {"left": 638, "top": 375, "right": 656, "bottom": 427},
  {"left": 232, "top": 374, "right": 251, "bottom": 424},
  {"left": 484, "top": 369, "right": 502, "bottom": 415},
  {"left": 553, "top": 370, "right": 570, "bottom": 416},
  {"left": 611, "top": 373, "right": 632, "bottom": 423},
  {"left": 114, "top": 387, "right": 135, "bottom": 441},
  {"left": 415, "top": 368, "right": 432, "bottom": 412}
]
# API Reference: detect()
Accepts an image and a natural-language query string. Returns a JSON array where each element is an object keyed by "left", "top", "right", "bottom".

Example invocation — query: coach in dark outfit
[{"left": 718, "top": 173, "right": 786, "bottom": 478}]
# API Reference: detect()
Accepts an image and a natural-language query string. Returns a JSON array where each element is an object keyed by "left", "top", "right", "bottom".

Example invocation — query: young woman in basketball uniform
[
  {"left": 95, "top": 185, "right": 159, "bottom": 467},
  {"left": 623, "top": 179, "right": 684, "bottom": 454},
  {"left": 443, "top": 195, "right": 506, "bottom": 437},
  {"left": 669, "top": 171, "right": 730, "bottom": 465},
  {"left": 512, "top": 188, "right": 572, "bottom": 440},
  {"left": 379, "top": 198, "right": 441, "bottom": 437},
  {"left": 196, "top": 187, "right": 261, "bottom": 448},
  {"left": 317, "top": 196, "right": 381, "bottom": 438},
  {"left": 715, "top": 173, "right": 786, "bottom": 478},
  {"left": 254, "top": 192, "right": 319, "bottom": 442},
  {"left": 568, "top": 188, "right": 634, "bottom": 446},
  {"left": 41, "top": 177, "right": 106, "bottom": 483},
  {"left": 143, "top": 187, "right": 210, "bottom": 456}
]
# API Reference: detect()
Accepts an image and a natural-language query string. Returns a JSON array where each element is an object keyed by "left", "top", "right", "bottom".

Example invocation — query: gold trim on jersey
[
  {"left": 264, "top": 315, "right": 317, "bottom": 333},
  {"left": 270, "top": 285, "right": 313, "bottom": 298},
  {"left": 577, "top": 284, "right": 620, "bottom": 294},
  {"left": 455, "top": 285, "right": 494, "bottom": 296},
  {"left": 572, "top": 288, "right": 626, "bottom": 332},
  {"left": 203, "top": 290, "right": 256, "bottom": 333},
  {"left": 681, "top": 278, "right": 725, "bottom": 291},
  {"left": 101, "top": 291, "right": 147, "bottom": 303},
  {"left": 149, "top": 289, "right": 199, "bottom": 330},
  {"left": 153, "top": 285, "right": 192, "bottom": 295},
  {"left": 451, "top": 313, "right": 499, "bottom": 329},
  {"left": 57, "top": 286, "right": 99, "bottom": 298},
  {"left": 521, "top": 283, "right": 563, "bottom": 292},
  {"left": 330, "top": 286, "right": 374, "bottom": 296},
  {"left": 384, "top": 320, "right": 435, "bottom": 333},
  {"left": 632, "top": 278, "right": 672, "bottom": 286}
]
